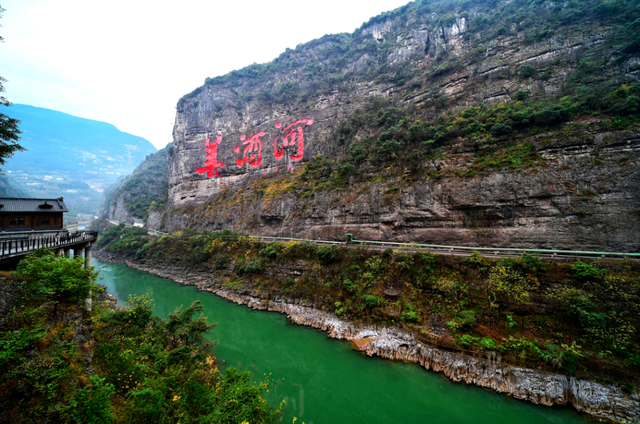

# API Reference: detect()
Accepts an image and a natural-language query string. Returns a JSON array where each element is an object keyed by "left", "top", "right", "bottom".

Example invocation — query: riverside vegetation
[
  {"left": 97, "top": 225, "right": 640, "bottom": 391},
  {"left": 0, "top": 250, "right": 283, "bottom": 423}
]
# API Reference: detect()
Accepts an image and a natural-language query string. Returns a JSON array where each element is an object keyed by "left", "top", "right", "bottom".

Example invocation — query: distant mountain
[
  {"left": 0, "top": 174, "right": 32, "bottom": 198},
  {"left": 3, "top": 104, "right": 157, "bottom": 216}
]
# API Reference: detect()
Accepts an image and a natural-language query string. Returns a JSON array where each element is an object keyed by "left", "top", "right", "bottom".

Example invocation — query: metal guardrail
[
  {"left": 0, "top": 231, "right": 98, "bottom": 257},
  {"left": 107, "top": 226, "right": 638, "bottom": 261},
  {"left": 246, "top": 234, "right": 640, "bottom": 260}
]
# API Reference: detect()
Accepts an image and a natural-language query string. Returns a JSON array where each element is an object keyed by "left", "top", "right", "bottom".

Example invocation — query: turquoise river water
[{"left": 95, "top": 259, "right": 589, "bottom": 424}]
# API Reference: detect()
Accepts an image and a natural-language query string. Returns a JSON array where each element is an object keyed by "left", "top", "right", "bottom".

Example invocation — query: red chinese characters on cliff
[
  {"left": 235, "top": 132, "right": 265, "bottom": 168},
  {"left": 196, "top": 119, "right": 313, "bottom": 178},
  {"left": 274, "top": 119, "right": 314, "bottom": 162},
  {"left": 195, "top": 135, "right": 225, "bottom": 178}
]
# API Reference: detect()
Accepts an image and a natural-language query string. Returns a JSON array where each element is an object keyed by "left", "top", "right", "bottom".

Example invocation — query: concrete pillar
[
  {"left": 73, "top": 247, "right": 83, "bottom": 260},
  {"left": 84, "top": 244, "right": 92, "bottom": 312},
  {"left": 84, "top": 244, "right": 92, "bottom": 268},
  {"left": 64, "top": 249, "right": 71, "bottom": 258}
]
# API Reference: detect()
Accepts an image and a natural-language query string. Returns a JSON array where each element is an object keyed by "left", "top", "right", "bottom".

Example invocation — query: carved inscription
[{"left": 197, "top": 119, "right": 314, "bottom": 178}]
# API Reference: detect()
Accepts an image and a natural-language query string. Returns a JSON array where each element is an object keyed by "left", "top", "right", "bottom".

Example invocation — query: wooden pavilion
[{"left": 0, "top": 197, "right": 67, "bottom": 233}]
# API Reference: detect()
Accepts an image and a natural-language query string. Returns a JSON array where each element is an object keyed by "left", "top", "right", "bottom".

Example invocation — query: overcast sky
[{"left": 1, "top": 0, "right": 411, "bottom": 149}]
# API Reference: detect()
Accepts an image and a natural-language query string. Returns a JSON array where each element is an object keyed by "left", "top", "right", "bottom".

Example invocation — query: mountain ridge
[{"left": 3, "top": 104, "right": 157, "bottom": 216}]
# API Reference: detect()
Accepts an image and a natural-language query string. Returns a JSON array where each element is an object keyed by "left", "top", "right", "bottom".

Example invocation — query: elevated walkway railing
[{"left": 0, "top": 231, "right": 98, "bottom": 257}]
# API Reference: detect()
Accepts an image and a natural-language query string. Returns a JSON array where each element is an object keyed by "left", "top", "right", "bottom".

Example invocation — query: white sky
[{"left": 1, "top": 0, "right": 411, "bottom": 149}]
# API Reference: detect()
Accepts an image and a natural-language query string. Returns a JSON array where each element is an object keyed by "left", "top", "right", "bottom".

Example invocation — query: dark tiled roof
[{"left": 0, "top": 197, "right": 68, "bottom": 213}]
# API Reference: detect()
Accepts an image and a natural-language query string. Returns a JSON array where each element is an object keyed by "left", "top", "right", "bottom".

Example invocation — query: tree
[{"left": 0, "top": 6, "right": 25, "bottom": 168}]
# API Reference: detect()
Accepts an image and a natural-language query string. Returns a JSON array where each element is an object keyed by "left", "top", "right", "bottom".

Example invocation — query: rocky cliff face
[
  {"left": 100, "top": 145, "right": 171, "bottom": 226},
  {"left": 164, "top": 127, "right": 640, "bottom": 251},
  {"left": 165, "top": 0, "right": 640, "bottom": 252}
]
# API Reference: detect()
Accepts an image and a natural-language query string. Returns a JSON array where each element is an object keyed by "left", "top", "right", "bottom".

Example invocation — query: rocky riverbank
[{"left": 94, "top": 249, "right": 640, "bottom": 421}]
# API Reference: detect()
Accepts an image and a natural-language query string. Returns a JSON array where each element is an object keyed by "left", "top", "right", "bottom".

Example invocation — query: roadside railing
[
  {"left": 107, "top": 220, "right": 170, "bottom": 237},
  {"left": 0, "top": 231, "right": 98, "bottom": 257},
  {"left": 109, "top": 225, "right": 639, "bottom": 261},
  {"left": 245, "top": 234, "right": 640, "bottom": 260}
]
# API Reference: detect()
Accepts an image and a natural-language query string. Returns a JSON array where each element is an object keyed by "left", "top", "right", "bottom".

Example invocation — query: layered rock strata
[
  {"left": 164, "top": 2, "right": 640, "bottom": 252},
  {"left": 164, "top": 127, "right": 640, "bottom": 252},
  {"left": 100, "top": 252, "right": 639, "bottom": 421}
]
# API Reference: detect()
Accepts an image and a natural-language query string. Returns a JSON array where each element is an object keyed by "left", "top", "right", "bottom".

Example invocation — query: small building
[{"left": 0, "top": 197, "right": 67, "bottom": 234}]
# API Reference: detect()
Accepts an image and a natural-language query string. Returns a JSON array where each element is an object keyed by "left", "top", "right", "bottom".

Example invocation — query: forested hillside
[{"left": 99, "top": 145, "right": 171, "bottom": 228}]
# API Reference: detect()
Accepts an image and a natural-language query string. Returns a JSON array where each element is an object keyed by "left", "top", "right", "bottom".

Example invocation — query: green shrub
[
  {"left": 67, "top": 376, "right": 116, "bottom": 424},
  {"left": 393, "top": 251, "right": 415, "bottom": 273},
  {"left": 534, "top": 105, "right": 569, "bottom": 125},
  {"left": 465, "top": 252, "right": 490, "bottom": 269},
  {"left": 401, "top": 310, "right": 421, "bottom": 323},
  {"left": 362, "top": 295, "right": 384, "bottom": 309},
  {"left": 520, "top": 253, "right": 546, "bottom": 274},
  {"left": 537, "top": 342, "right": 583, "bottom": 371},
  {"left": 479, "top": 337, "right": 497, "bottom": 350},
  {"left": 134, "top": 242, "right": 150, "bottom": 261},
  {"left": 96, "top": 225, "right": 150, "bottom": 255},
  {"left": 611, "top": 95, "right": 640, "bottom": 115},
  {"left": 458, "top": 310, "right": 476, "bottom": 327},
  {"left": 16, "top": 251, "right": 98, "bottom": 303},
  {"left": 259, "top": 243, "right": 283, "bottom": 260},
  {"left": 343, "top": 279, "right": 356, "bottom": 293},
  {"left": 490, "top": 121, "right": 513, "bottom": 136},
  {"left": 519, "top": 64, "right": 535, "bottom": 78},
  {"left": 376, "top": 138, "right": 405, "bottom": 158},
  {"left": 0, "top": 325, "right": 45, "bottom": 366},
  {"left": 514, "top": 90, "right": 531, "bottom": 101},
  {"left": 212, "top": 254, "right": 229, "bottom": 270},
  {"left": 446, "top": 320, "right": 460, "bottom": 332},
  {"left": 245, "top": 260, "right": 263, "bottom": 274},
  {"left": 317, "top": 245, "right": 341, "bottom": 265},
  {"left": 571, "top": 260, "right": 607, "bottom": 280},
  {"left": 282, "top": 277, "right": 296, "bottom": 289},
  {"left": 235, "top": 260, "right": 262, "bottom": 275},
  {"left": 459, "top": 334, "right": 479, "bottom": 346},
  {"left": 93, "top": 296, "right": 283, "bottom": 422}
]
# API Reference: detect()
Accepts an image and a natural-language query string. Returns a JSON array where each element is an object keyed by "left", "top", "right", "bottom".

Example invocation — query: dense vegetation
[
  {"left": 97, "top": 228, "right": 640, "bottom": 389},
  {"left": 0, "top": 250, "right": 283, "bottom": 423},
  {"left": 305, "top": 80, "right": 640, "bottom": 189}
]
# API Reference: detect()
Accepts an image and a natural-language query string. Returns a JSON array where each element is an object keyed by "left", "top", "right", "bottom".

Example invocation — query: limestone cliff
[
  {"left": 100, "top": 145, "right": 171, "bottom": 226},
  {"left": 165, "top": 0, "right": 640, "bottom": 252}
]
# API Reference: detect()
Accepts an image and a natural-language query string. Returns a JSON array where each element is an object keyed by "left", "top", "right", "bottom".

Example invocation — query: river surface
[{"left": 95, "top": 259, "right": 588, "bottom": 424}]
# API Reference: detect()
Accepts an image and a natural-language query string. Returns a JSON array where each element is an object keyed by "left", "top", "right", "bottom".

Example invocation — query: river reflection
[{"left": 95, "top": 259, "right": 588, "bottom": 424}]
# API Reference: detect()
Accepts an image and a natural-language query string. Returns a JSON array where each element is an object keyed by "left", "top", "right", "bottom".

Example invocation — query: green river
[{"left": 95, "top": 259, "right": 589, "bottom": 424}]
